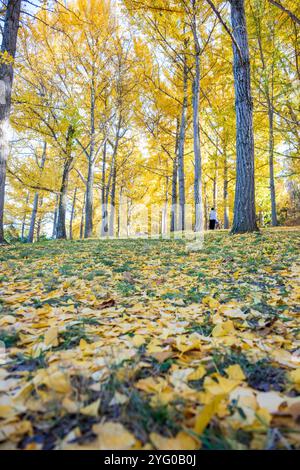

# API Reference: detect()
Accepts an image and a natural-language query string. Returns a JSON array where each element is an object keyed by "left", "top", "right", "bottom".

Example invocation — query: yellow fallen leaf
[
  {"left": 150, "top": 431, "right": 199, "bottom": 450},
  {"left": 212, "top": 320, "right": 235, "bottom": 337},
  {"left": 225, "top": 364, "right": 246, "bottom": 381},
  {"left": 80, "top": 398, "right": 101, "bottom": 417},
  {"left": 188, "top": 365, "right": 206, "bottom": 381},
  {"left": 45, "top": 370, "right": 71, "bottom": 394},
  {"left": 194, "top": 394, "right": 225, "bottom": 434},
  {"left": 109, "top": 392, "right": 129, "bottom": 406},
  {"left": 290, "top": 368, "right": 300, "bottom": 384},
  {"left": 44, "top": 326, "right": 59, "bottom": 347},
  {"left": 92, "top": 422, "right": 136, "bottom": 450}
]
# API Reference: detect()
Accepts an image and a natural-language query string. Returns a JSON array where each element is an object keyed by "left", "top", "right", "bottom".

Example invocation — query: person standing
[{"left": 209, "top": 207, "right": 217, "bottom": 230}]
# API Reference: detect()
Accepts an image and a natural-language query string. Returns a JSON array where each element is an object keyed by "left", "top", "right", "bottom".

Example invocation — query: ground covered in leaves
[{"left": 0, "top": 228, "right": 299, "bottom": 450}]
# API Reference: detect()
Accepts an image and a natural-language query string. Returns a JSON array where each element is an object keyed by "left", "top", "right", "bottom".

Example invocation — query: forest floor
[{"left": 0, "top": 228, "right": 299, "bottom": 450}]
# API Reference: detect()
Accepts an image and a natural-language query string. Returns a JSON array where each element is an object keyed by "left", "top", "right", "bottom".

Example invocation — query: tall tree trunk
[
  {"left": 36, "top": 196, "right": 43, "bottom": 241},
  {"left": 84, "top": 160, "right": 94, "bottom": 238},
  {"left": 162, "top": 176, "right": 169, "bottom": 235},
  {"left": 109, "top": 166, "right": 117, "bottom": 237},
  {"left": 177, "top": 56, "right": 188, "bottom": 232},
  {"left": 80, "top": 192, "right": 85, "bottom": 239},
  {"left": 204, "top": 180, "right": 208, "bottom": 230},
  {"left": 27, "top": 142, "right": 47, "bottom": 243},
  {"left": 213, "top": 160, "right": 218, "bottom": 209},
  {"left": 84, "top": 83, "right": 96, "bottom": 238},
  {"left": 28, "top": 192, "right": 39, "bottom": 243},
  {"left": 52, "top": 194, "right": 58, "bottom": 239},
  {"left": 230, "top": 0, "right": 258, "bottom": 233},
  {"left": 223, "top": 154, "right": 229, "bottom": 229},
  {"left": 101, "top": 140, "right": 108, "bottom": 236},
  {"left": 255, "top": 16, "right": 278, "bottom": 226},
  {"left": 21, "top": 191, "right": 29, "bottom": 240},
  {"left": 56, "top": 125, "right": 75, "bottom": 239},
  {"left": 191, "top": 1, "right": 203, "bottom": 232},
  {"left": 0, "top": 0, "right": 22, "bottom": 243},
  {"left": 170, "top": 118, "right": 179, "bottom": 233},
  {"left": 69, "top": 187, "right": 77, "bottom": 240}
]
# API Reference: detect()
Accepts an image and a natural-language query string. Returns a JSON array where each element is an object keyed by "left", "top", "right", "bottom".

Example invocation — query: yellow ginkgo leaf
[
  {"left": 194, "top": 394, "right": 225, "bottom": 434},
  {"left": 212, "top": 320, "right": 235, "bottom": 337},
  {"left": 150, "top": 431, "right": 199, "bottom": 450},
  {"left": 80, "top": 399, "right": 101, "bottom": 417},
  {"left": 225, "top": 364, "right": 246, "bottom": 381},
  {"left": 92, "top": 422, "right": 136, "bottom": 450},
  {"left": 44, "top": 327, "right": 59, "bottom": 347}
]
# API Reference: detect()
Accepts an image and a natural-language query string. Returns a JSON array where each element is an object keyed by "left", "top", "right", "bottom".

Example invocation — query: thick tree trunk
[
  {"left": 177, "top": 57, "right": 188, "bottom": 231},
  {"left": 56, "top": 125, "right": 75, "bottom": 239},
  {"left": 0, "top": 0, "right": 22, "bottom": 243},
  {"left": 223, "top": 154, "right": 229, "bottom": 229},
  {"left": 69, "top": 187, "right": 77, "bottom": 240},
  {"left": 230, "top": 0, "right": 258, "bottom": 233},
  {"left": 192, "top": 2, "right": 203, "bottom": 233},
  {"left": 213, "top": 160, "right": 218, "bottom": 210}
]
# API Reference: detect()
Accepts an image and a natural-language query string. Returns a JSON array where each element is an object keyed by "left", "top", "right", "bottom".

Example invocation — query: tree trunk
[
  {"left": 80, "top": 192, "right": 85, "bottom": 239},
  {"left": 84, "top": 83, "right": 96, "bottom": 238},
  {"left": 21, "top": 191, "right": 29, "bottom": 240},
  {"left": 56, "top": 125, "right": 75, "bottom": 239},
  {"left": 52, "top": 194, "right": 58, "bottom": 239},
  {"left": 268, "top": 102, "right": 277, "bottom": 226},
  {"left": 69, "top": 187, "right": 77, "bottom": 240},
  {"left": 223, "top": 154, "right": 229, "bottom": 229},
  {"left": 177, "top": 56, "right": 188, "bottom": 232},
  {"left": 213, "top": 160, "right": 218, "bottom": 210},
  {"left": 192, "top": 2, "right": 203, "bottom": 232},
  {"left": 27, "top": 142, "right": 47, "bottom": 243},
  {"left": 230, "top": 0, "right": 258, "bottom": 233},
  {"left": 101, "top": 140, "right": 108, "bottom": 236},
  {"left": 109, "top": 166, "right": 117, "bottom": 237},
  {"left": 36, "top": 196, "right": 43, "bottom": 241},
  {"left": 84, "top": 160, "right": 94, "bottom": 238},
  {"left": 0, "top": 0, "right": 22, "bottom": 243},
  {"left": 27, "top": 192, "right": 39, "bottom": 243},
  {"left": 170, "top": 118, "right": 179, "bottom": 233}
]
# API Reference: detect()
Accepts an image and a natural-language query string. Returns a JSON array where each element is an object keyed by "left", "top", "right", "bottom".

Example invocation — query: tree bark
[
  {"left": 27, "top": 141, "right": 47, "bottom": 243},
  {"left": 100, "top": 140, "right": 108, "bottom": 236},
  {"left": 109, "top": 165, "right": 117, "bottom": 237},
  {"left": 21, "top": 191, "right": 29, "bottom": 240},
  {"left": 191, "top": 1, "right": 203, "bottom": 233},
  {"left": 52, "top": 194, "right": 58, "bottom": 239},
  {"left": 230, "top": 0, "right": 258, "bottom": 233},
  {"left": 223, "top": 154, "right": 229, "bottom": 229},
  {"left": 84, "top": 83, "right": 96, "bottom": 238},
  {"left": 69, "top": 187, "right": 77, "bottom": 240},
  {"left": 0, "top": 0, "right": 22, "bottom": 243},
  {"left": 80, "top": 191, "right": 85, "bottom": 239},
  {"left": 56, "top": 125, "right": 75, "bottom": 239},
  {"left": 177, "top": 56, "right": 188, "bottom": 232},
  {"left": 170, "top": 118, "right": 179, "bottom": 233}
]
